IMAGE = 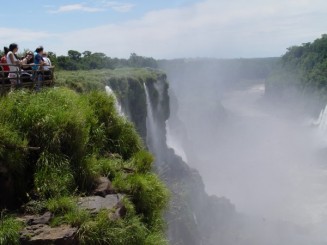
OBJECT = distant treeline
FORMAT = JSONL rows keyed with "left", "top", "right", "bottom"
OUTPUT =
{"left": 266, "top": 34, "right": 327, "bottom": 106}
{"left": 47, "top": 51, "right": 158, "bottom": 70}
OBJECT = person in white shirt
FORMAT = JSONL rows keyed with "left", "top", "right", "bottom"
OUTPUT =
{"left": 42, "top": 52, "right": 51, "bottom": 71}
{"left": 42, "top": 52, "right": 52, "bottom": 80}
{"left": 6, "top": 43, "right": 22, "bottom": 85}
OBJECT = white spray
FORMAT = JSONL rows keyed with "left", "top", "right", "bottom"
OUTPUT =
{"left": 105, "top": 85, "right": 124, "bottom": 116}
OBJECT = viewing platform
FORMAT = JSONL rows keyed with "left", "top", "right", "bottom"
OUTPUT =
{"left": 0, "top": 64, "right": 55, "bottom": 93}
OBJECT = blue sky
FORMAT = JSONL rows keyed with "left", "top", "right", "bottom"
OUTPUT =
{"left": 2, "top": 0, "right": 327, "bottom": 58}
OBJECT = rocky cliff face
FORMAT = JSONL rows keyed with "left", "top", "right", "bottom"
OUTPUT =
{"left": 108, "top": 69, "right": 238, "bottom": 245}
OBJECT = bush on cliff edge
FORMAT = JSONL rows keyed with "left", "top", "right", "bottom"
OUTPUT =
{"left": 0, "top": 88, "right": 168, "bottom": 244}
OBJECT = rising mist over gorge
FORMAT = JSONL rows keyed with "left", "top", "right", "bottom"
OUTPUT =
{"left": 159, "top": 57, "right": 327, "bottom": 244}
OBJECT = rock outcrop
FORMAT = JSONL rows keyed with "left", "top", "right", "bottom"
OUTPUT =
{"left": 18, "top": 178, "right": 125, "bottom": 244}
{"left": 77, "top": 194, "right": 123, "bottom": 214}
{"left": 20, "top": 224, "right": 78, "bottom": 245}
{"left": 92, "top": 176, "right": 116, "bottom": 197}
{"left": 19, "top": 212, "right": 77, "bottom": 245}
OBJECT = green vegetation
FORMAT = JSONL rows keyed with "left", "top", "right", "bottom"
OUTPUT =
{"left": 56, "top": 68, "right": 169, "bottom": 139}
{"left": 51, "top": 51, "right": 158, "bottom": 71}
{"left": 0, "top": 87, "right": 169, "bottom": 244}
{"left": 0, "top": 215, "right": 22, "bottom": 245}
{"left": 79, "top": 210, "right": 147, "bottom": 245}
{"left": 266, "top": 34, "right": 327, "bottom": 107}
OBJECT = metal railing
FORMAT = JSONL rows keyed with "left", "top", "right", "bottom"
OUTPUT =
{"left": 0, "top": 64, "right": 55, "bottom": 93}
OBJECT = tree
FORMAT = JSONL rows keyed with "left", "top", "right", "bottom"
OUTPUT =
{"left": 82, "top": 51, "right": 92, "bottom": 57}
{"left": 68, "top": 50, "right": 81, "bottom": 61}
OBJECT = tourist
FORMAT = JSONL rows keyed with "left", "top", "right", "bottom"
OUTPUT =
{"left": 33, "top": 46, "right": 45, "bottom": 90}
{"left": 6, "top": 43, "right": 22, "bottom": 86}
{"left": 21, "top": 51, "right": 34, "bottom": 71}
{"left": 42, "top": 52, "right": 51, "bottom": 70}
{"left": 42, "top": 52, "right": 52, "bottom": 80}
{"left": 0, "top": 47, "right": 9, "bottom": 78}
{"left": 33, "top": 46, "right": 44, "bottom": 70}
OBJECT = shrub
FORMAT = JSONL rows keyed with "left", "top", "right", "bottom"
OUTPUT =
{"left": 84, "top": 155, "right": 123, "bottom": 181}
{"left": 34, "top": 152, "right": 75, "bottom": 198}
{"left": 0, "top": 124, "right": 27, "bottom": 172}
{"left": 79, "top": 210, "right": 148, "bottom": 245}
{"left": 113, "top": 173, "right": 169, "bottom": 230}
{"left": 131, "top": 150, "right": 154, "bottom": 173}
{"left": 0, "top": 215, "right": 22, "bottom": 245}
{"left": 47, "top": 196, "right": 91, "bottom": 227}
{"left": 46, "top": 196, "right": 77, "bottom": 215}
{"left": 87, "top": 90, "right": 143, "bottom": 159}
{"left": 0, "top": 86, "right": 169, "bottom": 244}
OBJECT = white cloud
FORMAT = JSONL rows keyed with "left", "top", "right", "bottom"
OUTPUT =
{"left": 5, "top": 0, "right": 325, "bottom": 58}
{"left": 49, "top": 4, "right": 103, "bottom": 13}
{"left": 111, "top": 3, "right": 135, "bottom": 13}
{"left": 0, "top": 28, "right": 56, "bottom": 54}
{"left": 0, "top": 28, "right": 53, "bottom": 43}
{"left": 102, "top": 1, "right": 135, "bottom": 12}
{"left": 47, "top": 0, "right": 327, "bottom": 58}
{"left": 49, "top": 1, "right": 134, "bottom": 14}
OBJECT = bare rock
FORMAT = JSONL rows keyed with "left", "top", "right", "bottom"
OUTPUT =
{"left": 92, "top": 176, "right": 116, "bottom": 197}
{"left": 78, "top": 194, "right": 123, "bottom": 214}
{"left": 20, "top": 224, "right": 77, "bottom": 245}
{"left": 18, "top": 212, "right": 52, "bottom": 226}
{"left": 108, "top": 203, "right": 127, "bottom": 221}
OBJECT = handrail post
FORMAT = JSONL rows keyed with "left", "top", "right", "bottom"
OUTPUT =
{"left": 17, "top": 65, "right": 21, "bottom": 87}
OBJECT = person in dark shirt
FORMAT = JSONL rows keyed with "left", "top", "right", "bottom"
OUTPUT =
{"left": 33, "top": 46, "right": 44, "bottom": 71}
{"left": 33, "top": 46, "right": 45, "bottom": 90}
{"left": 22, "top": 51, "right": 34, "bottom": 71}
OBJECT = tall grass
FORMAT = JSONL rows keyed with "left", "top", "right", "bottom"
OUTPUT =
{"left": 0, "top": 215, "right": 22, "bottom": 245}
{"left": 0, "top": 87, "right": 169, "bottom": 244}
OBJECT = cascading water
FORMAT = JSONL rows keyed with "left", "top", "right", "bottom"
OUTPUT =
{"left": 105, "top": 85, "right": 124, "bottom": 116}
{"left": 143, "top": 83, "right": 165, "bottom": 164}
{"left": 316, "top": 104, "right": 327, "bottom": 134}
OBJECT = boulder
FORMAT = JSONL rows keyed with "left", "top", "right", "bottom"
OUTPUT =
{"left": 20, "top": 224, "right": 77, "bottom": 245}
{"left": 78, "top": 194, "right": 123, "bottom": 214}
{"left": 108, "top": 201, "right": 127, "bottom": 220}
{"left": 92, "top": 176, "right": 116, "bottom": 197}
{"left": 18, "top": 212, "right": 52, "bottom": 226}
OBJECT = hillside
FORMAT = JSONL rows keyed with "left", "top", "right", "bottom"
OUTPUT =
{"left": 0, "top": 82, "right": 168, "bottom": 244}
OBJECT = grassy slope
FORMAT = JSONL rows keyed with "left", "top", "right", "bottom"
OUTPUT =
{"left": 56, "top": 68, "right": 161, "bottom": 92}
{"left": 0, "top": 74, "right": 169, "bottom": 244}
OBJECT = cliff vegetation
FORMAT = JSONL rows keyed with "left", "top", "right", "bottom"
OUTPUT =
{"left": 0, "top": 86, "right": 169, "bottom": 244}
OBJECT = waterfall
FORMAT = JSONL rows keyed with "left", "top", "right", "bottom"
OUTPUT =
{"left": 105, "top": 85, "right": 123, "bottom": 116}
{"left": 317, "top": 104, "right": 327, "bottom": 133}
{"left": 144, "top": 83, "right": 164, "bottom": 164}
{"left": 312, "top": 104, "right": 327, "bottom": 144}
